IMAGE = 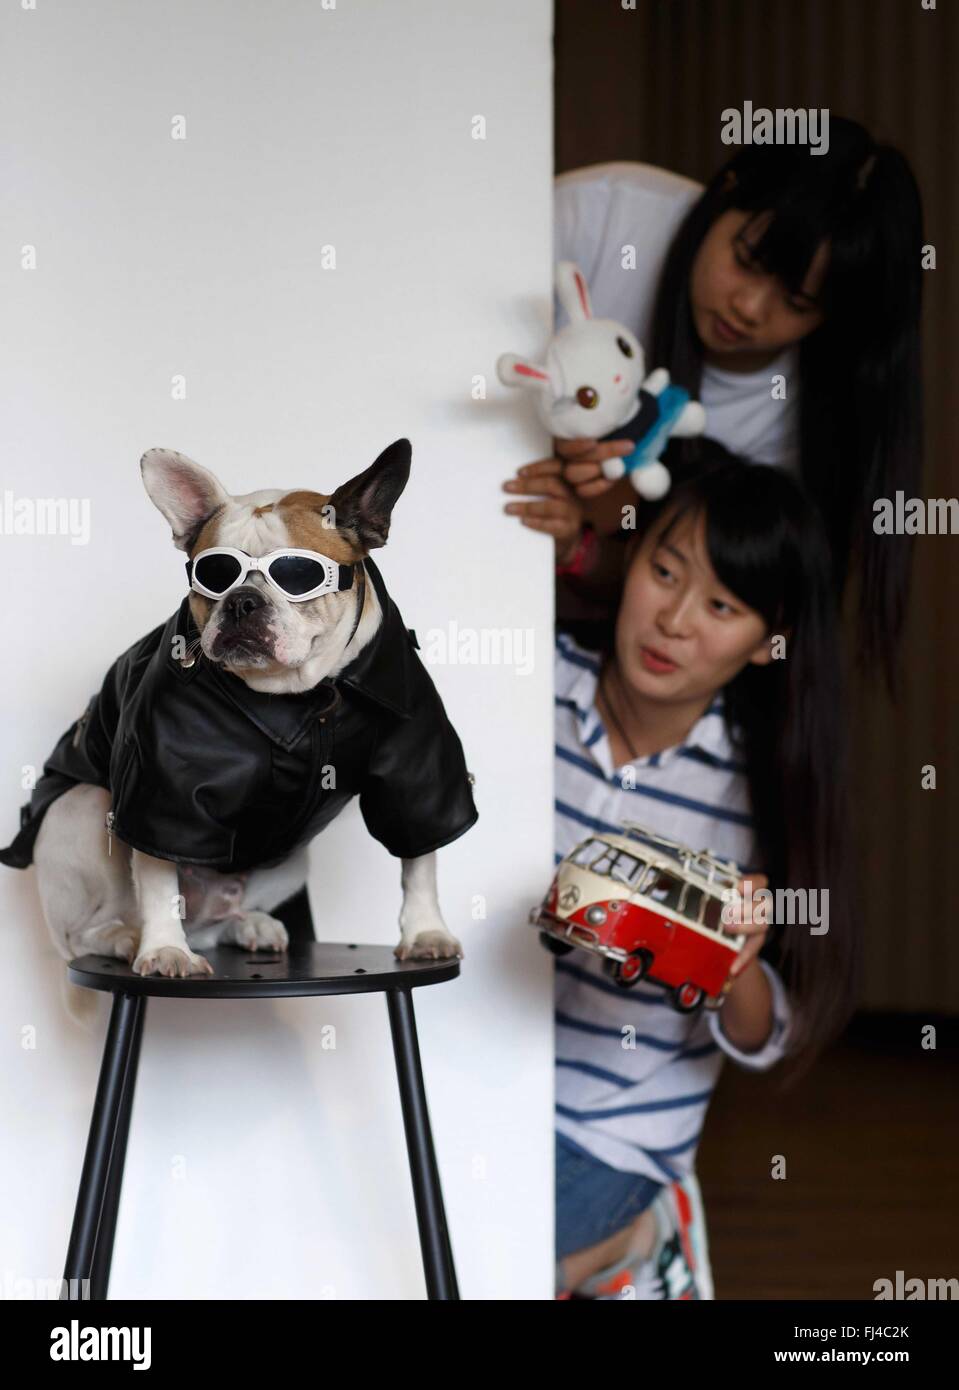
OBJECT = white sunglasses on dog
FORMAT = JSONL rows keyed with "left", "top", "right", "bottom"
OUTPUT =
{"left": 186, "top": 546, "right": 356, "bottom": 602}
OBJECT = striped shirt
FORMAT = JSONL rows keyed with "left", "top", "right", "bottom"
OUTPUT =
{"left": 553, "top": 631, "right": 793, "bottom": 1182}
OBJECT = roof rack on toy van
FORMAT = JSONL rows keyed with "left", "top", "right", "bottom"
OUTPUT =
{"left": 619, "top": 822, "right": 741, "bottom": 896}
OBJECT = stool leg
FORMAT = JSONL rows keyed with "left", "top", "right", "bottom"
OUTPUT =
{"left": 62, "top": 991, "right": 146, "bottom": 1300}
{"left": 89, "top": 992, "right": 146, "bottom": 1299}
{"left": 386, "top": 987, "right": 459, "bottom": 1300}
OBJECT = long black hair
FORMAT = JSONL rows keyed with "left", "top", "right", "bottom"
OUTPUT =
{"left": 620, "top": 444, "right": 861, "bottom": 1081}
{"left": 651, "top": 116, "right": 924, "bottom": 693}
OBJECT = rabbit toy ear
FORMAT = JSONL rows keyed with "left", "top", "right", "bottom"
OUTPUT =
{"left": 555, "top": 260, "right": 593, "bottom": 324}
{"left": 496, "top": 352, "right": 554, "bottom": 394}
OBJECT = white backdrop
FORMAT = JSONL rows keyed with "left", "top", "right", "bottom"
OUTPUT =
{"left": 0, "top": 0, "right": 554, "bottom": 1300}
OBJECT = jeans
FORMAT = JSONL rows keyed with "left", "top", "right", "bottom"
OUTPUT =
{"left": 555, "top": 1130, "right": 662, "bottom": 1260}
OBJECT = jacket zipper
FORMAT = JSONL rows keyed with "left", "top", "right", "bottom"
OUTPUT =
{"left": 278, "top": 714, "right": 331, "bottom": 849}
{"left": 105, "top": 809, "right": 115, "bottom": 857}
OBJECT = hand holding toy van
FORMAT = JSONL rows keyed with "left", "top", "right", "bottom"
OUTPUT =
{"left": 497, "top": 261, "right": 707, "bottom": 500}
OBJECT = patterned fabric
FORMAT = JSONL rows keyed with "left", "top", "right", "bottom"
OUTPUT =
{"left": 661, "top": 1171, "right": 714, "bottom": 1300}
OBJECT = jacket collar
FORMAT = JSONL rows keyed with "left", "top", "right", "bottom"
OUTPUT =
{"left": 333, "top": 556, "right": 413, "bottom": 719}
{"left": 166, "top": 554, "right": 413, "bottom": 749}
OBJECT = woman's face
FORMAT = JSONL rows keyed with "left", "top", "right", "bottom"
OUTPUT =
{"left": 689, "top": 209, "right": 829, "bottom": 371}
{"left": 616, "top": 508, "right": 774, "bottom": 707}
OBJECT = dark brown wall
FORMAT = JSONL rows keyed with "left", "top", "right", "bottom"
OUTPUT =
{"left": 555, "top": 0, "right": 958, "bottom": 1010}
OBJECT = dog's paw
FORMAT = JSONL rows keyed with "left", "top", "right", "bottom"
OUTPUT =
{"left": 395, "top": 930, "right": 463, "bottom": 962}
{"left": 111, "top": 930, "right": 140, "bottom": 965}
{"left": 219, "top": 911, "right": 289, "bottom": 953}
{"left": 89, "top": 920, "right": 140, "bottom": 964}
{"left": 133, "top": 945, "right": 214, "bottom": 978}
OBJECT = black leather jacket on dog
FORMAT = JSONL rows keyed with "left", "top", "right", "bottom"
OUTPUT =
{"left": 0, "top": 557, "right": 478, "bottom": 873}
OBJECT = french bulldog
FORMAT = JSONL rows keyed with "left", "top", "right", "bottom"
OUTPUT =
{"left": 23, "top": 439, "right": 476, "bottom": 987}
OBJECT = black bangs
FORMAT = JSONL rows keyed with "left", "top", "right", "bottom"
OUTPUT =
{"left": 641, "top": 456, "right": 821, "bottom": 632}
{"left": 721, "top": 120, "right": 903, "bottom": 328}
{"left": 738, "top": 202, "right": 832, "bottom": 312}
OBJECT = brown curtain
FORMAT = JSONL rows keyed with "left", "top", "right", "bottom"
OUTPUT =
{"left": 555, "top": 0, "right": 958, "bottom": 1011}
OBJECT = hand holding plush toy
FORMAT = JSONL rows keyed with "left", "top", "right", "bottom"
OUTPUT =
{"left": 497, "top": 261, "right": 706, "bottom": 500}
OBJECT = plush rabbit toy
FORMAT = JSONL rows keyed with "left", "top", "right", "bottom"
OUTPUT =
{"left": 497, "top": 261, "right": 706, "bottom": 499}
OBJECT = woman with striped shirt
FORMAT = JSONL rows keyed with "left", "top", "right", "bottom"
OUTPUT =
{"left": 504, "top": 444, "right": 859, "bottom": 1298}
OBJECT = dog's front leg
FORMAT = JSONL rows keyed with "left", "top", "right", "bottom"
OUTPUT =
{"left": 132, "top": 849, "right": 214, "bottom": 978}
{"left": 213, "top": 847, "right": 308, "bottom": 951}
{"left": 395, "top": 851, "right": 463, "bottom": 961}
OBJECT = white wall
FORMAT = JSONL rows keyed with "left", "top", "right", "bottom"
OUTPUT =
{"left": 0, "top": 0, "right": 555, "bottom": 1300}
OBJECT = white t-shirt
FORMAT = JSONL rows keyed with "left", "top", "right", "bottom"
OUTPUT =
{"left": 553, "top": 161, "right": 800, "bottom": 476}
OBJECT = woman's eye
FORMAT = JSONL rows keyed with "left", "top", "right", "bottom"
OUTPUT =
{"left": 711, "top": 598, "right": 735, "bottom": 615}
{"left": 616, "top": 336, "right": 634, "bottom": 358}
{"left": 576, "top": 385, "right": 599, "bottom": 409}
{"left": 652, "top": 561, "right": 673, "bottom": 581}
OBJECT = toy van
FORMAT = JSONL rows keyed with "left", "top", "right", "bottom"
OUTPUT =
{"left": 530, "top": 822, "right": 747, "bottom": 1013}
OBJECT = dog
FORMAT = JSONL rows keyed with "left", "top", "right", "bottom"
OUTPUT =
{"left": 1, "top": 439, "right": 477, "bottom": 997}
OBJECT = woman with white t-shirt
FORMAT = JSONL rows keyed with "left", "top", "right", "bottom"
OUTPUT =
{"left": 553, "top": 161, "right": 803, "bottom": 477}
{"left": 518, "top": 115, "right": 925, "bottom": 689}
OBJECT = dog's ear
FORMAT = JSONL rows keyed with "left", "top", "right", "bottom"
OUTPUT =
{"left": 328, "top": 438, "right": 411, "bottom": 552}
{"left": 140, "top": 448, "right": 231, "bottom": 552}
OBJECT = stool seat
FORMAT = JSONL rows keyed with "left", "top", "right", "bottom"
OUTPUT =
{"left": 67, "top": 942, "right": 459, "bottom": 999}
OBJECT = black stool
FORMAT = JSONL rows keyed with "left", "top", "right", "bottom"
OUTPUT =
{"left": 61, "top": 887, "right": 460, "bottom": 1300}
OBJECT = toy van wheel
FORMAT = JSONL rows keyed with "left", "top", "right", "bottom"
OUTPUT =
{"left": 672, "top": 982, "right": 705, "bottom": 1013}
{"left": 539, "top": 931, "right": 575, "bottom": 957}
{"left": 604, "top": 950, "right": 653, "bottom": 988}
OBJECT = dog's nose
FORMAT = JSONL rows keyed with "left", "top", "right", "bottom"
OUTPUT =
{"left": 223, "top": 586, "right": 266, "bottom": 624}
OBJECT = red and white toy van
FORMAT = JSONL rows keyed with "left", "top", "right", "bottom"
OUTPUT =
{"left": 530, "top": 822, "right": 747, "bottom": 1013}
